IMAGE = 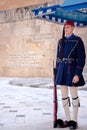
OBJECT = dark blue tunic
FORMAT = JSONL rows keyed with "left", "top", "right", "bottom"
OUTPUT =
{"left": 55, "top": 34, "right": 86, "bottom": 87}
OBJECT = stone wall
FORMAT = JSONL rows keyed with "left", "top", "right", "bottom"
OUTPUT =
{"left": 0, "top": 19, "right": 60, "bottom": 77}
{"left": 0, "top": 0, "right": 54, "bottom": 11}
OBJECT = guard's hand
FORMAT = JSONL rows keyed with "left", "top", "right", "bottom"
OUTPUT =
{"left": 72, "top": 75, "right": 79, "bottom": 83}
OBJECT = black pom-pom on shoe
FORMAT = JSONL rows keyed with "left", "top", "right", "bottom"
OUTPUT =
{"left": 57, "top": 119, "right": 63, "bottom": 127}
{"left": 69, "top": 120, "right": 78, "bottom": 130}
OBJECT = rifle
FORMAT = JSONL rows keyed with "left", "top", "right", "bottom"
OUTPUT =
{"left": 53, "top": 27, "right": 65, "bottom": 128}
{"left": 53, "top": 61, "right": 58, "bottom": 128}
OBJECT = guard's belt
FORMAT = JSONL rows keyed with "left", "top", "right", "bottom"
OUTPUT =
{"left": 57, "top": 57, "right": 77, "bottom": 64}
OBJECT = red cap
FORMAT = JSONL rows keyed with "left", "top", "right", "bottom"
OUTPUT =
{"left": 64, "top": 21, "right": 74, "bottom": 27}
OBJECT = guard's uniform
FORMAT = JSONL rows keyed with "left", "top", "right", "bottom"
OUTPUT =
{"left": 55, "top": 34, "right": 86, "bottom": 87}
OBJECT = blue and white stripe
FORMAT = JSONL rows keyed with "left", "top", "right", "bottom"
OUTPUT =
{"left": 41, "top": 15, "right": 86, "bottom": 27}
{"left": 32, "top": 5, "right": 58, "bottom": 17}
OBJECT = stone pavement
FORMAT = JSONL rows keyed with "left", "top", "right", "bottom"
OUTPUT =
{"left": 0, "top": 77, "right": 87, "bottom": 130}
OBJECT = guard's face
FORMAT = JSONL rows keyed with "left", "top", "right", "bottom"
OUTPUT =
{"left": 64, "top": 25, "right": 74, "bottom": 37}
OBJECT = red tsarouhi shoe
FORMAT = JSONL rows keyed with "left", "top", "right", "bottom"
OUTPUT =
{"left": 69, "top": 120, "right": 78, "bottom": 130}
{"left": 57, "top": 119, "right": 69, "bottom": 128}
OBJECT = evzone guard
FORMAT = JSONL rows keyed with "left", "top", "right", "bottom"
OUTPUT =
{"left": 54, "top": 21, "right": 86, "bottom": 129}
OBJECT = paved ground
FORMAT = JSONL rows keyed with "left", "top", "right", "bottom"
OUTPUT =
{"left": 0, "top": 77, "right": 87, "bottom": 130}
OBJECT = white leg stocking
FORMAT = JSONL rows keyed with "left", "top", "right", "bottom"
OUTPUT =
{"left": 60, "top": 86, "right": 71, "bottom": 121}
{"left": 70, "top": 87, "right": 79, "bottom": 122}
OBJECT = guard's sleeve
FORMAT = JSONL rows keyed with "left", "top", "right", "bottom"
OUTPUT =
{"left": 75, "top": 37, "right": 86, "bottom": 77}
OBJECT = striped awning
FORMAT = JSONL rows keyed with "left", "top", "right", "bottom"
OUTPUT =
{"left": 32, "top": 5, "right": 87, "bottom": 27}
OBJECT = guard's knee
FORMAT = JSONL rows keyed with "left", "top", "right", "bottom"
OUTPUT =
{"left": 62, "top": 97, "right": 71, "bottom": 107}
{"left": 72, "top": 96, "right": 80, "bottom": 107}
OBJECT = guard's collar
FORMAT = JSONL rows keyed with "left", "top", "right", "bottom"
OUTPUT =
{"left": 66, "top": 34, "right": 74, "bottom": 40}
